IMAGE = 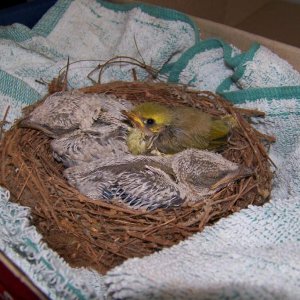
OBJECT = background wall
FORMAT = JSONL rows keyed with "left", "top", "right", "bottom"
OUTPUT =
{"left": 0, "top": 0, "right": 299, "bottom": 48}
{"left": 128, "top": 0, "right": 300, "bottom": 48}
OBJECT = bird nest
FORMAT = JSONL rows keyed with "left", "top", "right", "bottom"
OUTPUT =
{"left": 0, "top": 80, "right": 274, "bottom": 274}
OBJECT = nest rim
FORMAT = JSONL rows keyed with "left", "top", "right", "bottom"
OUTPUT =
{"left": 0, "top": 80, "right": 274, "bottom": 274}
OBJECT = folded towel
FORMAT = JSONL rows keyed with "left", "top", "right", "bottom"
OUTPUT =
{"left": 0, "top": 0, "right": 300, "bottom": 299}
{"left": 168, "top": 39, "right": 237, "bottom": 92}
{"left": 0, "top": 0, "right": 198, "bottom": 126}
{"left": 106, "top": 197, "right": 300, "bottom": 300}
{"left": 0, "top": 187, "right": 105, "bottom": 300}
{"left": 105, "top": 91, "right": 300, "bottom": 300}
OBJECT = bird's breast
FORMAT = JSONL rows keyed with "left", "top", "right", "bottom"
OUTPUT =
{"left": 127, "top": 128, "right": 148, "bottom": 155}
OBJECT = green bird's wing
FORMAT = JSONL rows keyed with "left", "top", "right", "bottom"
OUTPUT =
{"left": 207, "top": 119, "right": 231, "bottom": 150}
{"left": 153, "top": 111, "right": 230, "bottom": 153}
{"left": 152, "top": 108, "right": 207, "bottom": 153}
{"left": 152, "top": 126, "right": 197, "bottom": 154}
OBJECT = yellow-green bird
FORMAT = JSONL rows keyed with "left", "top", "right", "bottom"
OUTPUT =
{"left": 123, "top": 102, "right": 236, "bottom": 155}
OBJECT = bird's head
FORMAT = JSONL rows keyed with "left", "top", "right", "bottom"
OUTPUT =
{"left": 122, "top": 102, "right": 173, "bottom": 135}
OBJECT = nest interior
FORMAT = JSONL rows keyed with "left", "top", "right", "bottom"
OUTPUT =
{"left": 0, "top": 81, "right": 274, "bottom": 274}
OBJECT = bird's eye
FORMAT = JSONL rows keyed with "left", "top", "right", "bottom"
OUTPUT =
{"left": 145, "top": 118, "right": 155, "bottom": 126}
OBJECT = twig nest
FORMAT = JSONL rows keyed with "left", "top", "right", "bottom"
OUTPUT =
{"left": 0, "top": 81, "right": 274, "bottom": 274}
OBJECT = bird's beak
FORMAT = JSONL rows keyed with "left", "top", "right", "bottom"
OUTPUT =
{"left": 122, "top": 110, "right": 153, "bottom": 136}
{"left": 210, "top": 167, "right": 253, "bottom": 190}
{"left": 122, "top": 110, "right": 144, "bottom": 129}
{"left": 122, "top": 110, "right": 148, "bottom": 131}
{"left": 18, "top": 117, "right": 58, "bottom": 138}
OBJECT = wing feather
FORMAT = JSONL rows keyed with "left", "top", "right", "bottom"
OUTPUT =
{"left": 64, "top": 156, "right": 184, "bottom": 210}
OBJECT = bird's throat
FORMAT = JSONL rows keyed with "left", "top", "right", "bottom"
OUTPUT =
{"left": 127, "top": 128, "right": 149, "bottom": 155}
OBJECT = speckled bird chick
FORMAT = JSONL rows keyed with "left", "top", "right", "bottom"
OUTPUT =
{"left": 20, "top": 91, "right": 133, "bottom": 138}
{"left": 20, "top": 92, "right": 250, "bottom": 211}
{"left": 20, "top": 91, "right": 133, "bottom": 165}
{"left": 64, "top": 149, "right": 251, "bottom": 211}
{"left": 51, "top": 124, "right": 129, "bottom": 167}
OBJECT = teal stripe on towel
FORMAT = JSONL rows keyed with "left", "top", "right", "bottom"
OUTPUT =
{"left": 216, "top": 43, "right": 260, "bottom": 94}
{"left": 0, "top": 70, "right": 41, "bottom": 104}
{"left": 220, "top": 85, "right": 300, "bottom": 104}
{"left": 98, "top": 0, "right": 200, "bottom": 43}
{"left": 231, "top": 43, "right": 260, "bottom": 82}
{"left": 168, "top": 38, "right": 241, "bottom": 85}
{"left": 0, "top": 24, "right": 35, "bottom": 42}
{"left": 33, "top": 0, "right": 73, "bottom": 37}
{"left": 168, "top": 39, "right": 228, "bottom": 83}
{"left": 33, "top": 0, "right": 200, "bottom": 42}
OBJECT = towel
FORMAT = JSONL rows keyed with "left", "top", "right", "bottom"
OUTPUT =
{"left": 0, "top": 0, "right": 300, "bottom": 299}
{"left": 0, "top": 188, "right": 105, "bottom": 300}
{"left": 0, "top": 0, "right": 198, "bottom": 125}
{"left": 105, "top": 94, "right": 300, "bottom": 300}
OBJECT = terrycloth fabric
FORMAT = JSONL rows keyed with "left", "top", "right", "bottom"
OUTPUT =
{"left": 0, "top": 0, "right": 198, "bottom": 126}
{"left": 1, "top": 0, "right": 300, "bottom": 299}
{"left": 0, "top": 188, "right": 105, "bottom": 300}
{"left": 168, "top": 40, "right": 237, "bottom": 91}
{"left": 105, "top": 95, "right": 300, "bottom": 300}
{"left": 106, "top": 198, "right": 300, "bottom": 300}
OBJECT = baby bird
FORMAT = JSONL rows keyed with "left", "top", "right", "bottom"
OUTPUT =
{"left": 51, "top": 124, "right": 129, "bottom": 167}
{"left": 123, "top": 102, "right": 235, "bottom": 155}
{"left": 64, "top": 149, "right": 251, "bottom": 211}
{"left": 19, "top": 91, "right": 132, "bottom": 165}
{"left": 20, "top": 92, "right": 250, "bottom": 211}
{"left": 20, "top": 91, "right": 133, "bottom": 138}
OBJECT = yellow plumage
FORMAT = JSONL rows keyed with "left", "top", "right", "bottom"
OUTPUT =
{"left": 124, "top": 102, "right": 235, "bottom": 155}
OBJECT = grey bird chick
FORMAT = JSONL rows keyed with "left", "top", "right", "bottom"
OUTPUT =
{"left": 64, "top": 154, "right": 183, "bottom": 211}
{"left": 64, "top": 149, "right": 251, "bottom": 211}
{"left": 20, "top": 91, "right": 133, "bottom": 137}
{"left": 172, "top": 149, "right": 252, "bottom": 201}
{"left": 51, "top": 123, "right": 130, "bottom": 167}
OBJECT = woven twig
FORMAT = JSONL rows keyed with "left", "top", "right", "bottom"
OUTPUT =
{"left": 0, "top": 81, "right": 273, "bottom": 274}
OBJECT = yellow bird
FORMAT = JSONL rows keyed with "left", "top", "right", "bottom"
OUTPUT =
{"left": 123, "top": 102, "right": 236, "bottom": 155}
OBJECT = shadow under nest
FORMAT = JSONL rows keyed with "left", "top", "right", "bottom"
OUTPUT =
{"left": 0, "top": 81, "right": 274, "bottom": 274}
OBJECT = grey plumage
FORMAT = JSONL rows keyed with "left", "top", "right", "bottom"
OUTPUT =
{"left": 21, "top": 91, "right": 132, "bottom": 165}
{"left": 51, "top": 124, "right": 129, "bottom": 167}
{"left": 21, "top": 91, "right": 251, "bottom": 210}
{"left": 64, "top": 149, "right": 251, "bottom": 211}
{"left": 64, "top": 154, "right": 183, "bottom": 210}
{"left": 173, "top": 149, "right": 251, "bottom": 201}
{"left": 20, "top": 90, "right": 133, "bottom": 138}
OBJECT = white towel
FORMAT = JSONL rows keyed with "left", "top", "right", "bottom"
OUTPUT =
{"left": 105, "top": 93, "right": 300, "bottom": 300}
{"left": 0, "top": 0, "right": 300, "bottom": 299}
